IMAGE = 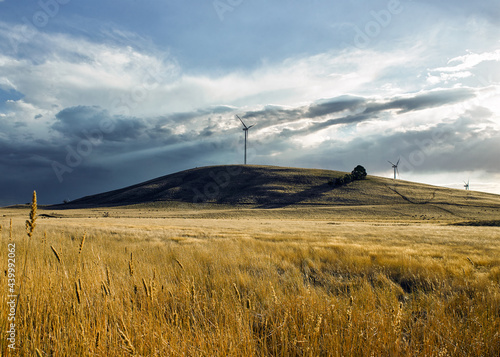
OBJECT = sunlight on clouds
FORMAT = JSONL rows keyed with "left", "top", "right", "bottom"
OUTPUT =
{"left": 428, "top": 49, "right": 500, "bottom": 90}
{"left": 170, "top": 47, "right": 425, "bottom": 114}
{"left": 296, "top": 133, "right": 327, "bottom": 148}
{"left": 439, "top": 49, "right": 500, "bottom": 73}
{"left": 426, "top": 71, "right": 473, "bottom": 85}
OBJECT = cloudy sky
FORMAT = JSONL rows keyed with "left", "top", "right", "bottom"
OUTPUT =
{"left": 1, "top": 0, "right": 500, "bottom": 205}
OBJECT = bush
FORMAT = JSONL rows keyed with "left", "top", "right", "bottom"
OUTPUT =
{"left": 329, "top": 165, "right": 367, "bottom": 187}
{"left": 351, "top": 165, "right": 367, "bottom": 180}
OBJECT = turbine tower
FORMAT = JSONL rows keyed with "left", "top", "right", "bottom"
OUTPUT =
{"left": 388, "top": 158, "right": 400, "bottom": 180}
{"left": 464, "top": 180, "right": 470, "bottom": 190}
{"left": 236, "top": 115, "right": 255, "bottom": 165}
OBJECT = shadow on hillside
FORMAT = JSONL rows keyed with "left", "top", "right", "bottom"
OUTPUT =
{"left": 256, "top": 183, "right": 334, "bottom": 209}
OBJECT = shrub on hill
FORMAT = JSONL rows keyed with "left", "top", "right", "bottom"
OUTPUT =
{"left": 328, "top": 165, "right": 367, "bottom": 187}
{"left": 351, "top": 165, "right": 367, "bottom": 180}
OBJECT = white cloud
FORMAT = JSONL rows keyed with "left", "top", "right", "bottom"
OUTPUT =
{"left": 438, "top": 50, "right": 500, "bottom": 73}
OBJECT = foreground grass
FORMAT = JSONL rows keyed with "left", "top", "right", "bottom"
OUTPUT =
{"left": 1, "top": 211, "right": 499, "bottom": 356}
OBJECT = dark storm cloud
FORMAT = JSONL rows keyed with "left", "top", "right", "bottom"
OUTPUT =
{"left": 163, "top": 106, "right": 236, "bottom": 124}
{"left": 53, "top": 106, "right": 148, "bottom": 142}
{"left": 310, "top": 113, "right": 374, "bottom": 132}
{"left": 272, "top": 113, "right": 375, "bottom": 140}
{"left": 242, "top": 106, "right": 304, "bottom": 125}
{"left": 238, "top": 96, "right": 367, "bottom": 132}
{"left": 241, "top": 96, "right": 366, "bottom": 127}
{"left": 363, "top": 88, "right": 475, "bottom": 114}
{"left": 305, "top": 96, "right": 366, "bottom": 118}
{"left": 0, "top": 111, "right": 220, "bottom": 205}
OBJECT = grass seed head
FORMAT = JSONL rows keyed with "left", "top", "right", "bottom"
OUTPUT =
{"left": 79, "top": 233, "right": 86, "bottom": 254}
{"left": 233, "top": 283, "right": 242, "bottom": 302}
{"left": 50, "top": 245, "right": 62, "bottom": 264}
{"left": 75, "top": 281, "right": 81, "bottom": 304}
{"left": 142, "top": 278, "right": 150, "bottom": 297}
{"left": 25, "top": 190, "right": 37, "bottom": 238}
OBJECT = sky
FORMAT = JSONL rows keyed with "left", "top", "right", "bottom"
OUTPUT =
{"left": 1, "top": 0, "right": 500, "bottom": 205}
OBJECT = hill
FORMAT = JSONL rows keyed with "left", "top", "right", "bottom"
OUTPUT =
{"left": 52, "top": 165, "right": 500, "bottom": 221}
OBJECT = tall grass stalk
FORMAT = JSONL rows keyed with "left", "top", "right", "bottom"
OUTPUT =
{"left": 15, "top": 191, "right": 38, "bottom": 325}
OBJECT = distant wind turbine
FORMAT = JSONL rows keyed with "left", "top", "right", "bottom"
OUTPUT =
{"left": 388, "top": 158, "right": 400, "bottom": 180}
{"left": 236, "top": 115, "right": 255, "bottom": 165}
{"left": 464, "top": 180, "right": 470, "bottom": 190}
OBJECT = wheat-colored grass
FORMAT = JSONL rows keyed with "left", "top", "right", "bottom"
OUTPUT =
{"left": 0, "top": 206, "right": 499, "bottom": 356}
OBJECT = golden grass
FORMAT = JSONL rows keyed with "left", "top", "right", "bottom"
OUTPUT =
{"left": 25, "top": 191, "right": 37, "bottom": 238}
{"left": 0, "top": 206, "right": 499, "bottom": 356}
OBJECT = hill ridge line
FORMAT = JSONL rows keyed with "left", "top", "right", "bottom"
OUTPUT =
{"left": 48, "top": 166, "right": 500, "bottom": 217}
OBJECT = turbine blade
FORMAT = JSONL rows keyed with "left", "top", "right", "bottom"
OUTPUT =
{"left": 396, "top": 158, "right": 400, "bottom": 166}
{"left": 236, "top": 115, "right": 248, "bottom": 129}
{"left": 388, "top": 161, "right": 395, "bottom": 166}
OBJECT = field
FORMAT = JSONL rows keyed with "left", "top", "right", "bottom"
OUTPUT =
{"left": 1, "top": 201, "right": 500, "bottom": 356}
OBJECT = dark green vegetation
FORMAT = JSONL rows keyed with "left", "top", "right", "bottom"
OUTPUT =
{"left": 328, "top": 164, "right": 367, "bottom": 187}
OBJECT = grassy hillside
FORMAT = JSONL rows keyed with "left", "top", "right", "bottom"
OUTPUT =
{"left": 56, "top": 165, "right": 351, "bottom": 207}
{"left": 54, "top": 165, "right": 500, "bottom": 221}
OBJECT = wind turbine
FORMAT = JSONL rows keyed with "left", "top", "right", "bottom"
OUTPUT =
{"left": 236, "top": 115, "right": 255, "bottom": 165}
{"left": 388, "top": 158, "right": 400, "bottom": 180}
{"left": 464, "top": 180, "right": 470, "bottom": 190}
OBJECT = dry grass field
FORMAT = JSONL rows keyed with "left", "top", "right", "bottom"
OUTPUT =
{"left": 1, "top": 204, "right": 499, "bottom": 356}
{"left": 1, "top": 167, "right": 500, "bottom": 356}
